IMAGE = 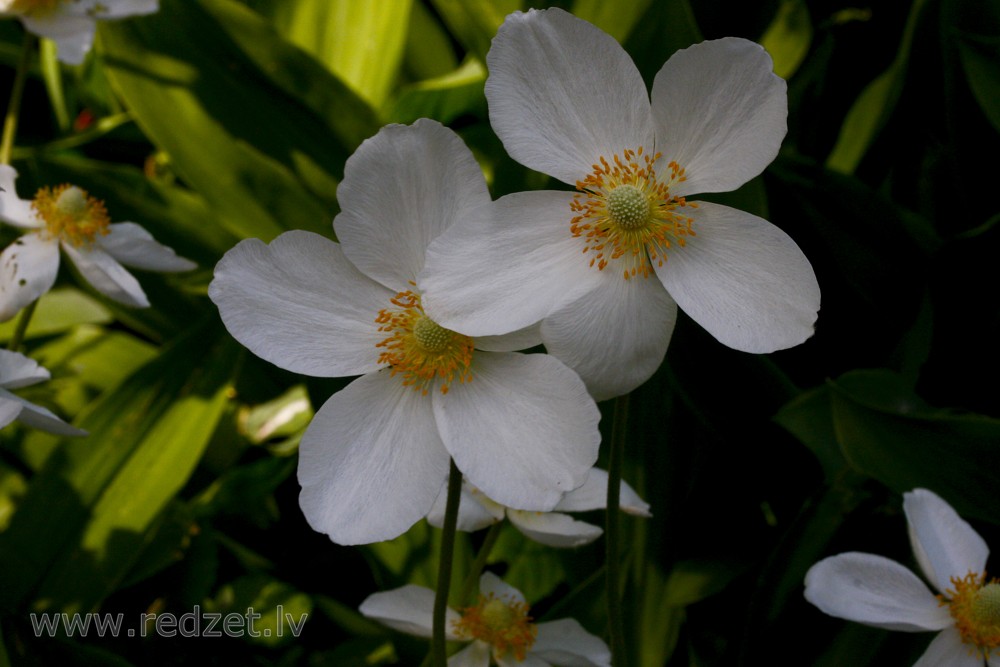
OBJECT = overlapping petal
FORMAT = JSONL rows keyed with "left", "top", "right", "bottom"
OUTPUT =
{"left": 426, "top": 482, "right": 505, "bottom": 532}
{"left": 61, "top": 242, "right": 148, "bottom": 307}
{"left": 553, "top": 468, "right": 651, "bottom": 517}
{"left": 0, "top": 234, "right": 60, "bottom": 322}
{"left": 532, "top": 618, "right": 613, "bottom": 667}
{"left": 0, "top": 165, "right": 41, "bottom": 228}
{"left": 650, "top": 38, "right": 787, "bottom": 198}
{"left": 904, "top": 488, "right": 989, "bottom": 594}
{"left": 432, "top": 352, "right": 600, "bottom": 511}
{"left": 357, "top": 584, "right": 460, "bottom": 639}
{"left": 298, "top": 371, "right": 451, "bottom": 545}
{"left": 507, "top": 510, "right": 603, "bottom": 548}
{"left": 451, "top": 641, "right": 492, "bottom": 667}
{"left": 0, "top": 346, "right": 49, "bottom": 390}
{"left": 652, "top": 201, "right": 819, "bottom": 353}
{"left": 335, "top": 119, "right": 491, "bottom": 293}
{"left": 913, "top": 627, "right": 982, "bottom": 667}
{"left": 803, "top": 552, "right": 953, "bottom": 632}
{"left": 485, "top": 8, "right": 654, "bottom": 185}
{"left": 209, "top": 231, "right": 390, "bottom": 377}
{"left": 98, "top": 223, "right": 196, "bottom": 272}
{"left": 0, "top": 389, "right": 86, "bottom": 436}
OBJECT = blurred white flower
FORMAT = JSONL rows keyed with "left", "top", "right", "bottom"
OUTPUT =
{"left": 0, "top": 348, "right": 84, "bottom": 436}
{"left": 360, "top": 571, "right": 612, "bottom": 666}
{"left": 0, "top": 165, "right": 195, "bottom": 322}
{"left": 805, "top": 488, "right": 1000, "bottom": 666}
{"left": 426, "top": 467, "right": 650, "bottom": 548}
{"left": 420, "top": 8, "right": 820, "bottom": 400}
{"left": 0, "top": 0, "right": 158, "bottom": 65}
{"left": 209, "top": 119, "right": 601, "bottom": 546}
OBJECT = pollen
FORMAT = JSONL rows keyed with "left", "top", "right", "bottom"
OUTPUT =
{"left": 452, "top": 593, "right": 538, "bottom": 661}
{"left": 941, "top": 572, "right": 1000, "bottom": 657}
{"left": 570, "top": 146, "right": 698, "bottom": 280}
{"left": 375, "top": 287, "right": 474, "bottom": 395}
{"left": 32, "top": 184, "right": 111, "bottom": 248}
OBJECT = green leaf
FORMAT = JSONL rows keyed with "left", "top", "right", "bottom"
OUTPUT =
{"left": 389, "top": 58, "right": 487, "bottom": 125}
{"left": 238, "top": 385, "right": 313, "bottom": 445}
{"left": 428, "top": 0, "right": 518, "bottom": 64}
{"left": 760, "top": 0, "right": 812, "bottom": 80}
{"left": 207, "top": 574, "right": 312, "bottom": 647}
{"left": 0, "top": 288, "right": 111, "bottom": 343}
{"left": 774, "top": 385, "right": 850, "bottom": 482}
{"left": 573, "top": 0, "right": 653, "bottom": 43}
{"left": 955, "top": 31, "right": 1000, "bottom": 134}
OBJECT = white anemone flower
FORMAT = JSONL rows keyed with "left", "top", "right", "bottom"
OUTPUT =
{"left": 0, "top": 349, "right": 85, "bottom": 436}
{"left": 805, "top": 488, "right": 1000, "bottom": 666}
{"left": 208, "top": 119, "right": 601, "bottom": 546}
{"left": 426, "top": 467, "right": 650, "bottom": 548}
{"left": 0, "top": 0, "right": 158, "bottom": 65}
{"left": 419, "top": 8, "right": 820, "bottom": 400}
{"left": 0, "top": 165, "right": 196, "bottom": 322}
{"left": 360, "top": 571, "right": 612, "bottom": 666}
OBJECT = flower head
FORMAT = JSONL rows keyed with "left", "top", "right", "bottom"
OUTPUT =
{"left": 360, "top": 571, "right": 612, "bottom": 666}
{"left": 208, "top": 120, "right": 601, "bottom": 546}
{"left": 0, "top": 165, "right": 196, "bottom": 322}
{"left": 0, "top": 349, "right": 85, "bottom": 436}
{"left": 426, "top": 467, "right": 650, "bottom": 548}
{"left": 805, "top": 488, "right": 999, "bottom": 665}
{"left": 419, "top": 8, "right": 820, "bottom": 400}
{"left": 0, "top": 0, "right": 158, "bottom": 65}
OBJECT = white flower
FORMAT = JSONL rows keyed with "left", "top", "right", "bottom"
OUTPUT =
{"left": 0, "top": 348, "right": 85, "bottom": 435}
{"left": 426, "top": 467, "right": 650, "bottom": 548}
{"left": 360, "top": 571, "right": 612, "bottom": 666}
{"left": 0, "top": 165, "right": 196, "bottom": 322}
{"left": 0, "top": 0, "right": 158, "bottom": 65}
{"left": 208, "top": 119, "right": 601, "bottom": 546}
{"left": 805, "top": 488, "right": 1000, "bottom": 666}
{"left": 418, "top": 8, "right": 821, "bottom": 400}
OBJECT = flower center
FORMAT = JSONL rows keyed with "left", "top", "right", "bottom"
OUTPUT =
{"left": 570, "top": 147, "right": 698, "bottom": 280}
{"left": 32, "top": 184, "right": 111, "bottom": 247}
{"left": 9, "top": 0, "right": 63, "bottom": 16}
{"left": 453, "top": 593, "right": 537, "bottom": 661}
{"left": 942, "top": 573, "right": 1000, "bottom": 657}
{"left": 375, "top": 287, "right": 474, "bottom": 395}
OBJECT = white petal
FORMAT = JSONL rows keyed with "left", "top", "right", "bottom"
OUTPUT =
{"left": 508, "top": 510, "right": 603, "bottom": 548}
{"left": 0, "top": 389, "right": 86, "bottom": 437}
{"left": 474, "top": 322, "right": 543, "bottom": 353}
{"left": 498, "top": 653, "right": 547, "bottom": 667}
{"left": 68, "top": 0, "right": 159, "bottom": 18}
{"left": 652, "top": 201, "right": 819, "bottom": 353}
{"left": 0, "top": 396, "right": 23, "bottom": 429}
{"left": 541, "top": 271, "right": 677, "bottom": 401}
{"left": 421, "top": 190, "right": 603, "bottom": 338}
{"left": 912, "top": 627, "right": 980, "bottom": 667}
{"left": 553, "top": 467, "right": 651, "bottom": 518}
{"left": 650, "top": 38, "right": 787, "bottom": 197}
{"left": 335, "top": 119, "right": 491, "bottom": 293}
{"left": 0, "top": 349, "right": 50, "bottom": 389}
{"left": 426, "top": 481, "right": 505, "bottom": 533}
{"left": 485, "top": 8, "right": 654, "bottom": 185}
{"left": 532, "top": 618, "right": 613, "bottom": 667}
{"left": 21, "top": 14, "right": 95, "bottom": 65}
{"left": 0, "top": 166, "right": 43, "bottom": 229}
{"left": 297, "top": 371, "right": 451, "bottom": 545}
{"left": 0, "top": 234, "right": 60, "bottom": 322}
{"left": 988, "top": 650, "right": 1000, "bottom": 667}
{"left": 433, "top": 352, "right": 600, "bottom": 512}
{"left": 803, "top": 552, "right": 953, "bottom": 632}
{"left": 97, "top": 223, "right": 196, "bottom": 272}
{"left": 359, "top": 584, "right": 461, "bottom": 639}
{"left": 61, "top": 243, "right": 148, "bottom": 307}
{"left": 479, "top": 571, "right": 526, "bottom": 605}
{"left": 208, "top": 231, "right": 390, "bottom": 377}
{"left": 449, "top": 641, "right": 491, "bottom": 667}
{"left": 904, "top": 488, "right": 989, "bottom": 594}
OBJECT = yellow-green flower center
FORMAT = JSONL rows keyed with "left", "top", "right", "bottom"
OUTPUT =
{"left": 942, "top": 573, "right": 1000, "bottom": 657}
{"left": 32, "top": 184, "right": 111, "bottom": 247}
{"left": 375, "top": 288, "right": 474, "bottom": 395}
{"left": 570, "top": 146, "right": 698, "bottom": 280}
{"left": 453, "top": 593, "right": 537, "bottom": 661}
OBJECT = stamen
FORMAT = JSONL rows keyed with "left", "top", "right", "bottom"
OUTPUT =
{"left": 452, "top": 593, "right": 537, "bottom": 661}
{"left": 32, "top": 184, "right": 111, "bottom": 247}
{"left": 941, "top": 572, "right": 1000, "bottom": 657}
{"left": 570, "top": 147, "right": 697, "bottom": 280}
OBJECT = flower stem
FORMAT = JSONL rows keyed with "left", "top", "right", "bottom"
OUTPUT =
{"left": 6, "top": 300, "right": 38, "bottom": 352}
{"left": 0, "top": 31, "right": 34, "bottom": 166}
{"left": 606, "top": 393, "right": 630, "bottom": 666}
{"left": 457, "top": 521, "right": 502, "bottom": 605}
{"left": 432, "top": 458, "right": 463, "bottom": 667}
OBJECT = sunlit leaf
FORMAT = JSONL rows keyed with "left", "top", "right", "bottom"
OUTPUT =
{"left": 573, "top": 0, "right": 653, "bottom": 43}
{"left": 760, "top": 0, "right": 812, "bottom": 80}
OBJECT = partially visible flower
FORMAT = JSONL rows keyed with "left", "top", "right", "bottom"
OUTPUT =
{"left": 0, "top": 165, "right": 196, "bottom": 322}
{"left": 209, "top": 120, "right": 601, "bottom": 546}
{"left": 420, "top": 8, "right": 820, "bottom": 400}
{"left": 0, "top": 349, "right": 85, "bottom": 436}
{"left": 426, "top": 467, "right": 650, "bottom": 548}
{"left": 805, "top": 488, "right": 1000, "bottom": 666}
{"left": 361, "top": 571, "right": 612, "bottom": 666}
{"left": 0, "top": 0, "right": 158, "bottom": 65}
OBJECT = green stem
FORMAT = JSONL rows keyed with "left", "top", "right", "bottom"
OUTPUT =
{"left": 7, "top": 300, "right": 38, "bottom": 351}
{"left": 1, "top": 31, "right": 34, "bottom": 166}
{"left": 431, "top": 459, "right": 463, "bottom": 667}
{"left": 457, "top": 521, "right": 502, "bottom": 605}
{"left": 606, "top": 393, "right": 630, "bottom": 666}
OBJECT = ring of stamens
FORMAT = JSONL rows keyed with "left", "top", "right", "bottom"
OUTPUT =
{"left": 32, "top": 184, "right": 111, "bottom": 247}
{"left": 452, "top": 593, "right": 537, "bottom": 661}
{"left": 940, "top": 572, "right": 1000, "bottom": 657}
{"left": 570, "top": 146, "right": 698, "bottom": 280}
{"left": 375, "top": 287, "right": 474, "bottom": 395}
